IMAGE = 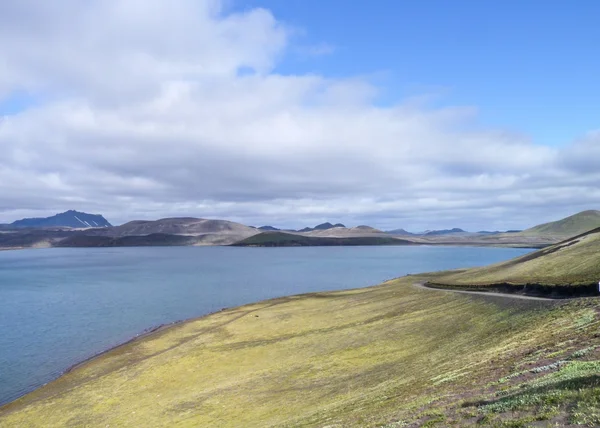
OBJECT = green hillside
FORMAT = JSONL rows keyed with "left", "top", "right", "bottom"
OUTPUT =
{"left": 2, "top": 274, "right": 599, "bottom": 427}
{"left": 432, "top": 227, "right": 600, "bottom": 293}
{"left": 519, "top": 210, "right": 600, "bottom": 238}
{"left": 233, "top": 231, "right": 412, "bottom": 247}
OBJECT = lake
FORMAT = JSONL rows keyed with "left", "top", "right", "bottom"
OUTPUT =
{"left": 0, "top": 245, "right": 530, "bottom": 406}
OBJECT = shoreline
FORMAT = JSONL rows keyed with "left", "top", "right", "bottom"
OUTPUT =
{"left": 1, "top": 270, "right": 578, "bottom": 411}
{"left": 2, "top": 273, "right": 590, "bottom": 427}
{"left": 0, "top": 238, "right": 575, "bottom": 410}
{"left": 0, "top": 305, "right": 234, "bottom": 409}
{"left": 0, "top": 276, "right": 428, "bottom": 410}
{"left": 63, "top": 322, "right": 181, "bottom": 374}
{"left": 1, "top": 272, "right": 415, "bottom": 410}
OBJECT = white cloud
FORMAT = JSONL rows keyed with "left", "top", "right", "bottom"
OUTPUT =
{"left": 0, "top": 0, "right": 598, "bottom": 230}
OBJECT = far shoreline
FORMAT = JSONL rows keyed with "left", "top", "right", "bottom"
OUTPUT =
{"left": 0, "top": 242, "right": 547, "bottom": 253}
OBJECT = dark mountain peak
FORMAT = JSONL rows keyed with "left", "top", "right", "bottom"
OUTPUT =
{"left": 297, "top": 222, "right": 346, "bottom": 232}
{"left": 258, "top": 225, "right": 280, "bottom": 231}
{"left": 478, "top": 229, "right": 523, "bottom": 234}
{"left": 313, "top": 222, "right": 345, "bottom": 230}
{"left": 11, "top": 211, "right": 112, "bottom": 229}
{"left": 423, "top": 228, "right": 466, "bottom": 236}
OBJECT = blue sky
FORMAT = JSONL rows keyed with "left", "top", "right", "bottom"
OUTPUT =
{"left": 0, "top": 91, "right": 38, "bottom": 116}
{"left": 234, "top": 0, "right": 600, "bottom": 147}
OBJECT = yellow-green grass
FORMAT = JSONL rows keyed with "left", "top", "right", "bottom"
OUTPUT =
{"left": 433, "top": 228, "right": 600, "bottom": 288}
{"left": 517, "top": 209, "right": 600, "bottom": 238}
{"left": 1, "top": 273, "right": 599, "bottom": 427}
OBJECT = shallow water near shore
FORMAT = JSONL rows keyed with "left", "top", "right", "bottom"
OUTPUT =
{"left": 0, "top": 245, "right": 530, "bottom": 406}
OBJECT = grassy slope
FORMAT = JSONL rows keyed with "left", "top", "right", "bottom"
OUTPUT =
{"left": 2, "top": 274, "right": 599, "bottom": 427}
{"left": 233, "top": 231, "right": 412, "bottom": 247}
{"left": 518, "top": 210, "right": 600, "bottom": 237}
{"left": 432, "top": 228, "right": 600, "bottom": 289}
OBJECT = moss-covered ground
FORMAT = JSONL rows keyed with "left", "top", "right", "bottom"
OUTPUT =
{"left": 1, "top": 272, "right": 599, "bottom": 427}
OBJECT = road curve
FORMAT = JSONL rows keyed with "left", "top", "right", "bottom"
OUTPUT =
{"left": 413, "top": 282, "right": 557, "bottom": 301}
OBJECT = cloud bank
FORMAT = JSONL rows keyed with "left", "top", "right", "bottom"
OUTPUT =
{"left": 0, "top": 0, "right": 598, "bottom": 230}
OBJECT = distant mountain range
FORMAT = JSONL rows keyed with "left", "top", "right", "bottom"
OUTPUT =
{"left": 387, "top": 227, "right": 469, "bottom": 236}
{"left": 297, "top": 222, "right": 346, "bottom": 232}
{"left": 2, "top": 209, "right": 600, "bottom": 250}
{"left": 9, "top": 210, "right": 112, "bottom": 228}
{"left": 422, "top": 228, "right": 466, "bottom": 236}
{"left": 257, "top": 222, "right": 346, "bottom": 233}
{"left": 258, "top": 224, "right": 523, "bottom": 237}
{"left": 387, "top": 228, "right": 523, "bottom": 236}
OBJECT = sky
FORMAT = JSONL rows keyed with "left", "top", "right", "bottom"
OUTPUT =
{"left": 0, "top": 0, "right": 599, "bottom": 231}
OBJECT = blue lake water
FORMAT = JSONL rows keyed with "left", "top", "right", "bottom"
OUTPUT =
{"left": 0, "top": 245, "right": 531, "bottom": 406}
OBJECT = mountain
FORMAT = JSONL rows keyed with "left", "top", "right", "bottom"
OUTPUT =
{"left": 432, "top": 226, "right": 600, "bottom": 294}
{"left": 84, "top": 217, "right": 260, "bottom": 246}
{"left": 350, "top": 225, "right": 381, "bottom": 233}
{"left": 258, "top": 226, "right": 280, "bottom": 231}
{"left": 385, "top": 228, "right": 415, "bottom": 235}
{"left": 298, "top": 222, "right": 346, "bottom": 232}
{"left": 517, "top": 210, "right": 600, "bottom": 238}
{"left": 108, "top": 217, "right": 255, "bottom": 237}
{"left": 423, "top": 228, "right": 466, "bottom": 236}
{"left": 11, "top": 210, "right": 112, "bottom": 228}
{"left": 315, "top": 222, "right": 345, "bottom": 230}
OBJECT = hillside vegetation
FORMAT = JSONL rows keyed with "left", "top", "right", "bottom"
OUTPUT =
{"left": 233, "top": 231, "right": 412, "bottom": 247}
{"left": 431, "top": 227, "right": 600, "bottom": 294}
{"left": 2, "top": 274, "right": 599, "bottom": 427}
{"left": 517, "top": 210, "right": 600, "bottom": 238}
